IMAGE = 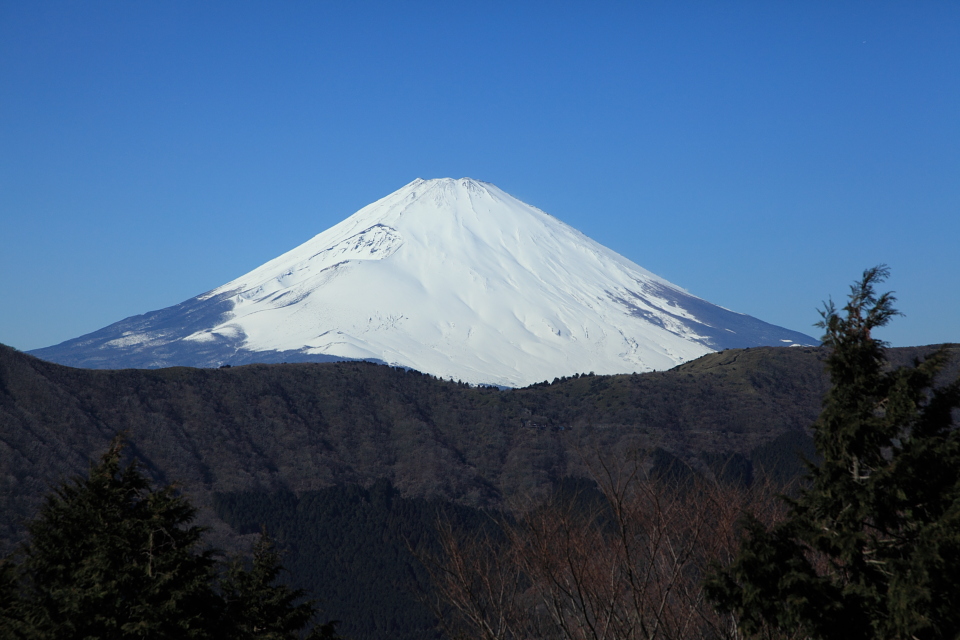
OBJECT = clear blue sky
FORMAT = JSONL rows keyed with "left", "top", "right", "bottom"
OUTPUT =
{"left": 2, "top": 1, "right": 958, "bottom": 351}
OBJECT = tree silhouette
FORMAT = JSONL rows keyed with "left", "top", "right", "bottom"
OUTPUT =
{"left": 707, "top": 266, "right": 960, "bottom": 640}
{"left": 1, "top": 437, "right": 341, "bottom": 640}
{"left": 222, "top": 530, "right": 339, "bottom": 640}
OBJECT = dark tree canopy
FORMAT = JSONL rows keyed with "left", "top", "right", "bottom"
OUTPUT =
{"left": 707, "top": 266, "right": 960, "bottom": 640}
{"left": 0, "top": 437, "right": 341, "bottom": 640}
{"left": 221, "top": 532, "right": 343, "bottom": 640}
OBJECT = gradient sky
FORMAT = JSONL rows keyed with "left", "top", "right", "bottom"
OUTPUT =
{"left": 2, "top": 1, "right": 958, "bottom": 352}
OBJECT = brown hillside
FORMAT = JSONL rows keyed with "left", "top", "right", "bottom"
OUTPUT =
{"left": 2, "top": 342, "right": 956, "bottom": 551}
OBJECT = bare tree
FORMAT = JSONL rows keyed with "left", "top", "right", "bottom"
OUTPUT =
{"left": 422, "top": 457, "right": 796, "bottom": 640}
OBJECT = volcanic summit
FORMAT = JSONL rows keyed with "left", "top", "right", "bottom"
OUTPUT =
{"left": 31, "top": 178, "right": 816, "bottom": 386}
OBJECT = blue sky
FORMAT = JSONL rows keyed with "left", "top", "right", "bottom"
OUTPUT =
{"left": 2, "top": 1, "right": 958, "bottom": 351}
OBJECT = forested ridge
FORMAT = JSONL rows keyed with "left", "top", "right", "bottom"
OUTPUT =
{"left": 2, "top": 341, "right": 957, "bottom": 554}
{"left": 2, "top": 333, "right": 959, "bottom": 639}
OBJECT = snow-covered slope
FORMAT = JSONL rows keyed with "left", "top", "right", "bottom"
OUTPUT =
{"left": 31, "top": 178, "right": 817, "bottom": 386}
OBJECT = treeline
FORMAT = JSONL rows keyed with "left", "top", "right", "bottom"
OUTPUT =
{"left": 2, "top": 267, "right": 959, "bottom": 639}
{"left": 8, "top": 328, "right": 957, "bottom": 640}
{"left": 0, "top": 340, "right": 852, "bottom": 553}
{"left": 209, "top": 450, "right": 788, "bottom": 640}
{"left": 1, "top": 438, "right": 796, "bottom": 640}
{"left": 2, "top": 336, "right": 955, "bottom": 559}
{"left": 422, "top": 267, "right": 960, "bottom": 640}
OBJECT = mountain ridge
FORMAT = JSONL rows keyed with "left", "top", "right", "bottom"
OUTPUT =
{"left": 5, "top": 340, "right": 957, "bottom": 556}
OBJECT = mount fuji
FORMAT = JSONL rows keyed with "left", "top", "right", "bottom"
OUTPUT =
{"left": 30, "top": 178, "right": 817, "bottom": 387}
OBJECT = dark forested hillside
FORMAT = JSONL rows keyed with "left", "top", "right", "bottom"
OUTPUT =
{"left": 213, "top": 482, "right": 492, "bottom": 640}
{"left": 4, "top": 341, "right": 958, "bottom": 639}
{"left": 2, "top": 342, "right": 956, "bottom": 557}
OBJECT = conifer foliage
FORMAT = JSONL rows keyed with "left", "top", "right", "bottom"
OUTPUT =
{"left": 221, "top": 533, "right": 341, "bottom": 640}
{"left": 707, "top": 266, "right": 960, "bottom": 640}
{"left": 0, "top": 437, "right": 340, "bottom": 640}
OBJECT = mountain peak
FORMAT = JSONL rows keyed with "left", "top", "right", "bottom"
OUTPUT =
{"left": 30, "top": 180, "right": 818, "bottom": 386}
{"left": 409, "top": 176, "right": 490, "bottom": 189}
{"left": 394, "top": 177, "right": 498, "bottom": 209}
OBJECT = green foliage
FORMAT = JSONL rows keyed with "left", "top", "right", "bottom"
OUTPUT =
{"left": 1, "top": 438, "right": 341, "bottom": 640}
{"left": 7, "top": 436, "right": 220, "bottom": 639}
{"left": 706, "top": 266, "right": 960, "bottom": 640}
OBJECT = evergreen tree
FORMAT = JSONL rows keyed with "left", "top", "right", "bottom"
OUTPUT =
{"left": 7, "top": 437, "right": 221, "bottom": 639}
{"left": 221, "top": 531, "right": 339, "bottom": 640}
{"left": 707, "top": 266, "right": 960, "bottom": 640}
{"left": 0, "top": 559, "right": 27, "bottom": 638}
{"left": 1, "top": 437, "right": 343, "bottom": 640}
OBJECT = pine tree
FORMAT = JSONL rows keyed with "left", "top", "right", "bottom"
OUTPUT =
{"left": 0, "top": 558, "right": 26, "bottom": 638}
{"left": 706, "top": 266, "right": 960, "bottom": 640}
{"left": 1, "top": 437, "right": 344, "bottom": 640}
{"left": 8, "top": 437, "right": 222, "bottom": 639}
{"left": 221, "top": 530, "right": 338, "bottom": 640}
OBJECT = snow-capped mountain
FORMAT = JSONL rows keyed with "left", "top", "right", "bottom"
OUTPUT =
{"left": 30, "top": 178, "right": 817, "bottom": 387}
